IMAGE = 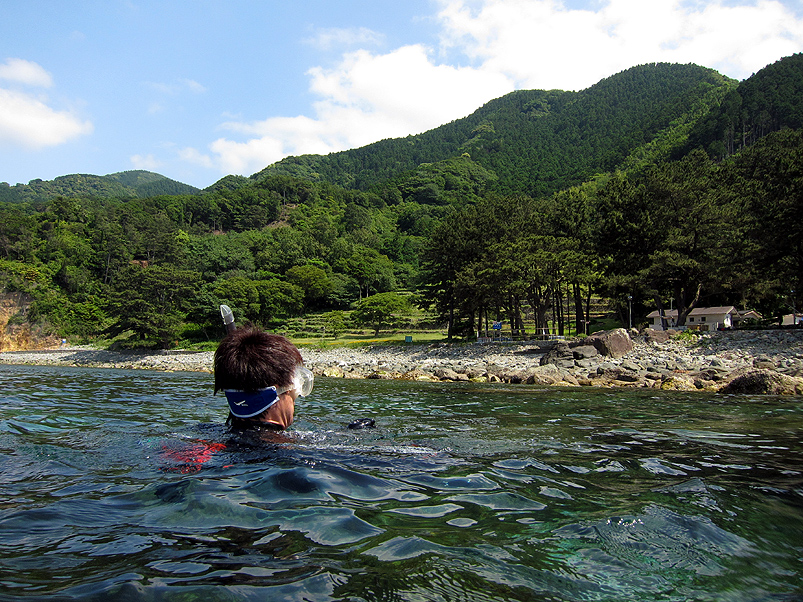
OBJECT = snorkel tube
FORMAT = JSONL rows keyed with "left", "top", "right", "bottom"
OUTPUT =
{"left": 220, "top": 304, "right": 236, "bottom": 334}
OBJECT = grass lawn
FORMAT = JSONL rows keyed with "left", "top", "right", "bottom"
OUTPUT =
{"left": 292, "top": 330, "right": 448, "bottom": 348}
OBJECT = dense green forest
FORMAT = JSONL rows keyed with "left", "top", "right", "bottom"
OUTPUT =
{"left": 1, "top": 55, "right": 801, "bottom": 348}
{"left": 256, "top": 62, "right": 734, "bottom": 198}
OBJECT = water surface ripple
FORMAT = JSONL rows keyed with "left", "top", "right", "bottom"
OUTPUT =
{"left": 0, "top": 365, "right": 801, "bottom": 601}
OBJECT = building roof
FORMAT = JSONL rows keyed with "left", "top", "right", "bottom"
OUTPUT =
{"left": 646, "top": 306, "right": 739, "bottom": 319}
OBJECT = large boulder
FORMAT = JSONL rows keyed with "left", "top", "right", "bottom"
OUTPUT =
{"left": 719, "top": 369, "right": 803, "bottom": 395}
{"left": 540, "top": 342, "right": 575, "bottom": 368}
{"left": 583, "top": 328, "right": 634, "bottom": 359}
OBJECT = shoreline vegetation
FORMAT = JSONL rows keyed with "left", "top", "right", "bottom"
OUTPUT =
{"left": 2, "top": 328, "right": 802, "bottom": 396}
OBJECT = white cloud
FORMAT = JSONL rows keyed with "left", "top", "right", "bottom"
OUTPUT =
{"left": 0, "top": 58, "right": 91, "bottom": 150}
{"left": 0, "top": 58, "right": 53, "bottom": 87}
{"left": 0, "top": 88, "right": 93, "bottom": 149}
{"left": 185, "top": 0, "right": 803, "bottom": 178}
{"left": 203, "top": 44, "right": 512, "bottom": 176}
{"left": 435, "top": 0, "right": 803, "bottom": 90}
{"left": 208, "top": 137, "right": 287, "bottom": 175}
{"left": 307, "top": 45, "right": 512, "bottom": 128}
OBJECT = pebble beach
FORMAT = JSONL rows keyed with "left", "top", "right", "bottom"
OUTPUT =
{"left": 2, "top": 328, "right": 803, "bottom": 395}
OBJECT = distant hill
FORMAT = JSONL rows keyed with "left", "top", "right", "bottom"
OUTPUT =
{"left": 253, "top": 62, "right": 734, "bottom": 198}
{"left": 0, "top": 170, "right": 200, "bottom": 204}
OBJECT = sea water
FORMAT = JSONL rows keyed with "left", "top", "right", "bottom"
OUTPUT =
{"left": 0, "top": 364, "right": 801, "bottom": 601}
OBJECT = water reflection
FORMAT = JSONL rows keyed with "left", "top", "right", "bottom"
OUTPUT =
{"left": 0, "top": 364, "right": 801, "bottom": 601}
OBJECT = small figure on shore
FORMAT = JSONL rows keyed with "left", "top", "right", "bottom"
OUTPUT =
{"left": 214, "top": 326, "right": 314, "bottom": 431}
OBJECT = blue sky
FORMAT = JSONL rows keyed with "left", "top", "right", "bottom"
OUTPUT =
{"left": 1, "top": 0, "right": 801, "bottom": 189}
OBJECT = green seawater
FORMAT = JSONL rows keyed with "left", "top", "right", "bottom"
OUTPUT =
{"left": 0, "top": 364, "right": 801, "bottom": 601}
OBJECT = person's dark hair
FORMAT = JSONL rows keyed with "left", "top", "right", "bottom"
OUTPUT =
{"left": 214, "top": 327, "right": 302, "bottom": 394}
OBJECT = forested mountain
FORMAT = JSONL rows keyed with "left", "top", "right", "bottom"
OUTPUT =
{"left": 0, "top": 170, "right": 200, "bottom": 204}
{"left": 681, "top": 53, "right": 803, "bottom": 158}
{"left": 2, "top": 55, "right": 803, "bottom": 348}
{"left": 254, "top": 62, "right": 733, "bottom": 198}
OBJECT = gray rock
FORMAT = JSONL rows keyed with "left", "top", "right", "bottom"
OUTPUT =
{"left": 434, "top": 368, "right": 468, "bottom": 381}
{"left": 753, "top": 355, "right": 777, "bottom": 369}
{"left": 620, "top": 360, "right": 641, "bottom": 372}
{"left": 571, "top": 345, "right": 599, "bottom": 359}
{"left": 540, "top": 342, "right": 573, "bottom": 366}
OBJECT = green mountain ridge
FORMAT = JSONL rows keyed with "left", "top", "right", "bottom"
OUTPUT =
{"left": 4, "top": 56, "right": 802, "bottom": 206}
{"left": 680, "top": 52, "right": 803, "bottom": 158}
{"left": 0, "top": 170, "right": 200, "bottom": 204}
{"left": 252, "top": 62, "right": 734, "bottom": 198}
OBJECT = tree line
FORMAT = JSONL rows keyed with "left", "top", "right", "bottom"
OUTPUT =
{"left": 1, "top": 128, "right": 800, "bottom": 346}
{"left": 0, "top": 169, "right": 421, "bottom": 346}
{"left": 420, "top": 129, "right": 803, "bottom": 338}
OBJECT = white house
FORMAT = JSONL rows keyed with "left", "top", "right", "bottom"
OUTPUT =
{"left": 646, "top": 306, "right": 742, "bottom": 331}
{"left": 782, "top": 313, "right": 803, "bottom": 326}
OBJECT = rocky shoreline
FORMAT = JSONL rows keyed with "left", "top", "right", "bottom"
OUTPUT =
{"left": 2, "top": 328, "right": 803, "bottom": 395}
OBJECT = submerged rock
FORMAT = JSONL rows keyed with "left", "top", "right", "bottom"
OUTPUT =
{"left": 719, "top": 369, "right": 803, "bottom": 395}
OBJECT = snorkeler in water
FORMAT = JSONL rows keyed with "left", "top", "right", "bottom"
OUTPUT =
{"left": 214, "top": 305, "right": 376, "bottom": 434}
{"left": 214, "top": 309, "right": 314, "bottom": 431}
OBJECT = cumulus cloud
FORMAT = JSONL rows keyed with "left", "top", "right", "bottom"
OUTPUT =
{"left": 0, "top": 88, "right": 93, "bottom": 149}
{"left": 0, "top": 58, "right": 92, "bottom": 149}
{"left": 189, "top": 0, "right": 803, "bottom": 177}
{"left": 0, "top": 57, "right": 53, "bottom": 87}
{"left": 204, "top": 44, "right": 512, "bottom": 175}
{"left": 435, "top": 0, "right": 803, "bottom": 90}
